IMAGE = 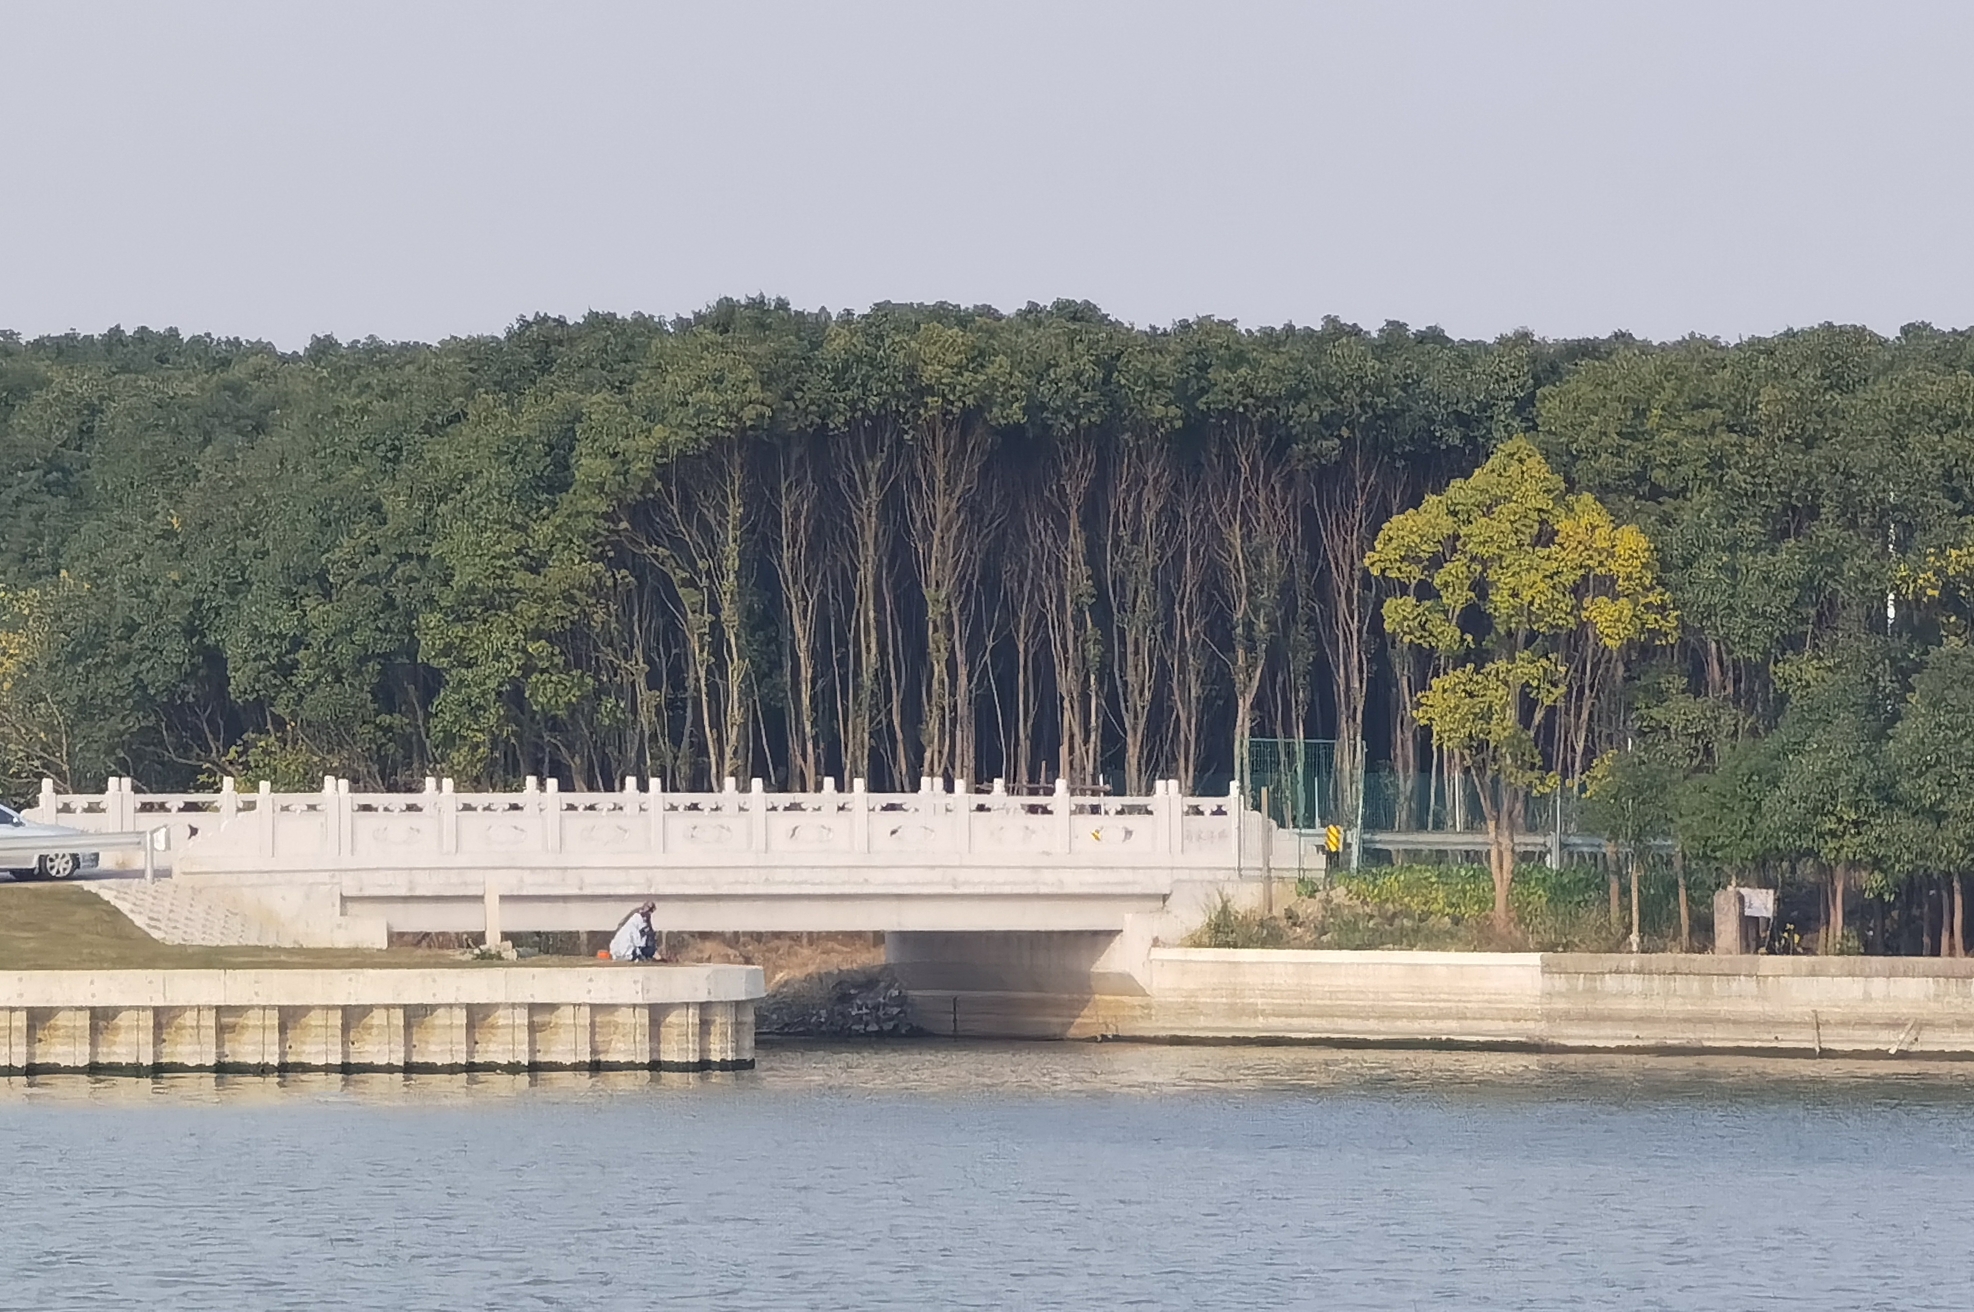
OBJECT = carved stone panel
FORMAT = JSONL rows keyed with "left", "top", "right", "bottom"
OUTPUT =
{"left": 573, "top": 822, "right": 637, "bottom": 850}
{"left": 882, "top": 823, "right": 936, "bottom": 848}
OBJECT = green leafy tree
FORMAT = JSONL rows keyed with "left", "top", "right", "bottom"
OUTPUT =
{"left": 1368, "top": 437, "right": 1678, "bottom": 930}
{"left": 1887, "top": 642, "right": 1974, "bottom": 955}
{"left": 1758, "top": 647, "right": 1901, "bottom": 953}
{"left": 1580, "top": 748, "right": 1677, "bottom": 951}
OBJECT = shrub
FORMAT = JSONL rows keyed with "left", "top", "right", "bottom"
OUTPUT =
{"left": 1335, "top": 862, "right": 1605, "bottom": 921}
{"left": 1188, "top": 896, "right": 1287, "bottom": 949}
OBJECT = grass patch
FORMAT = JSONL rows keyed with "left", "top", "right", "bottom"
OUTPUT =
{"left": 0, "top": 882, "right": 561, "bottom": 970}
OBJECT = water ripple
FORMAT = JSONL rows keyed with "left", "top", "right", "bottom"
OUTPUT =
{"left": 1, "top": 1043, "right": 1970, "bottom": 1309}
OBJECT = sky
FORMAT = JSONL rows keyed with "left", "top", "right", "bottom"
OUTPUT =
{"left": 2, "top": 1, "right": 1971, "bottom": 348}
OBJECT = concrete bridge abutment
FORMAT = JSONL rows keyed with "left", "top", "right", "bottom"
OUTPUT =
{"left": 0, "top": 966, "right": 762, "bottom": 1074}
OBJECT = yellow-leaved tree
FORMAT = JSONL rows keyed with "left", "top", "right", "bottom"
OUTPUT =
{"left": 1366, "top": 438, "right": 1677, "bottom": 931}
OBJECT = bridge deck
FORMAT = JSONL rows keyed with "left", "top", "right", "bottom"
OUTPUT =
{"left": 33, "top": 777, "right": 1286, "bottom": 945}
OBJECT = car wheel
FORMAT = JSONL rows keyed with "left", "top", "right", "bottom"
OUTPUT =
{"left": 37, "top": 852, "right": 78, "bottom": 880}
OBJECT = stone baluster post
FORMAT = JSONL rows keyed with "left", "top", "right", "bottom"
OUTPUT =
{"left": 422, "top": 774, "right": 436, "bottom": 852}
{"left": 1151, "top": 779, "right": 1169, "bottom": 856}
{"left": 322, "top": 776, "right": 342, "bottom": 859}
{"left": 821, "top": 776, "right": 841, "bottom": 850}
{"left": 1229, "top": 780, "right": 1245, "bottom": 874}
{"left": 258, "top": 779, "right": 275, "bottom": 858}
{"left": 544, "top": 778, "right": 562, "bottom": 854}
{"left": 954, "top": 778, "right": 970, "bottom": 856}
{"left": 439, "top": 777, "right": 458, "bottom": 856}
{"left": 852, "top": 777, "right": 870, "bottom": 853}
{"left": 750, "top": 778, "right": 768, "bottom": 852}
{"left": 523, "top": 775, "right": 539, "bottom": 852}
{"left": 1056, "top": 777, "right": 1072, "bottom": 855}
{"left": 648, "top": 777, "right": 666, "bottom": 853}
{"left": 338, "top": 776, "right": 354, "bottom": 858}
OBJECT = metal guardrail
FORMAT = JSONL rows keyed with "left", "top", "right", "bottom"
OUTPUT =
{"left": 1362, "top": 831, "right": 1674, "bottom": 857}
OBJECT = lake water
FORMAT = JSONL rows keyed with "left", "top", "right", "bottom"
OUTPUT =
{"left": 4, "top": 1042, "right": 1972, "bottom": 1310}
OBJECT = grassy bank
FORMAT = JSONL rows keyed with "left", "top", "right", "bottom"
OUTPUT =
{"left": 0, "top": 883, "right": 888, "bottom": 981}
{"left": 0, "top": 883, "right": 526, "bottom": 970}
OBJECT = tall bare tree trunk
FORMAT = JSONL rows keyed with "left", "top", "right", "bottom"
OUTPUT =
{"left": 772, "top": 435, "right": 827, "bottom": 789}
{"left": 1676, "top": 846, "right": 1691, "bottom": 952}
{"left": 1826, "top": 865, "right": 1848, "bottom": 953}
{"left": 1628, "top": 852, "right": 1642, "bottom": 953}
{"left": 1472, "top": 767, "right": 1520, "bottom": 933}
{"left": 1606, "top": 840, "right": 1623, "bottom": 929}
{"left": 1312, "top": 441, "right": 1394, "bottom": 840}
{"left": 1003, "top": 536, "right": 1044, "bottom": 788}
{"left": 1040, "top": 439, "right": 1100, "bottom": 786}
{"left": 1167, "top": 478, "right": 1215, "bottom": 793}
{"left": 631, "top": 441, "right": 753, "bottom": 788}
{"left": 839, "top": 422, "right": 898, "bottom": 787}
{"left": 886, "top": 586, "right": 914, "bottom": 785}
{"left": 906, "top": 413, "right": 994, "bottom": 782}
{"left": 1388, "top": 648, "right": 1423, "bottom": 831}
{"left": 1954, "top": 875, "right": 1966, "bottom": 958}
{"left": 1104, "top": 436, "right": 1171, "bottom": 795}
{"left": 712, "top": 442, "right": 752, "bottom": 783}
{"left": 1209, "top": 427, "right": 1293, "bottom": 795}
{"left": 1925, "top": 876, "right": 1937, "bottom": 957}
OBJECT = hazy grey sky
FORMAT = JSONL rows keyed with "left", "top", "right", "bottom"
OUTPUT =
{"left": 3, "top": 2, "right": 1970, "bottom": 347}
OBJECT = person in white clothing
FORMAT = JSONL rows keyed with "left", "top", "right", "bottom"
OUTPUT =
{"left": 609, "top": 901, "right": 658, "bottom": 961}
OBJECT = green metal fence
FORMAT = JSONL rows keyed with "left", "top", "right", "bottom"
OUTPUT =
{"left": 1242, "top": 738, "right": 1339, "bottom": 831}
{"left": 1361, "top": 768, "right": 1579, "bottom": 834}
{"left": 1242, "top": 742, "right": 1598, "bottom": 875}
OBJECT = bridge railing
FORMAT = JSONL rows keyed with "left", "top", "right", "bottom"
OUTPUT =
{"left": 34, "top": 775, "right": 1264, "bottom": 872}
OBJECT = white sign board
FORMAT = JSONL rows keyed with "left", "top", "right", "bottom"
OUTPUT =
{"left": 1738, "top": 887, "right": 1775, "bottom": 919}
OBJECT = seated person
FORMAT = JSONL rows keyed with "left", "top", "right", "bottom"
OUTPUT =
{"left": 608, "top": 901, "right": 659, "bottom": 961}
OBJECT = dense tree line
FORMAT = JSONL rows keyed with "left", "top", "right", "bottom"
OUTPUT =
{"left": 0, "top": 301, "right": 1566, "bottom": 796}
{"left": 6, "top": 301, "right": 1974, "bottom": 951}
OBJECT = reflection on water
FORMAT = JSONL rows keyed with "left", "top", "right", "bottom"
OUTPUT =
{"left": 5, "top": 1042, "right": 1972, "bottom": 1309}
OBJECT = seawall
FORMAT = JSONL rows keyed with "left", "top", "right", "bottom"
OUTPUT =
{"left": 0, "top": 964, "right": 763, "bottom": 1074}
{"left": 900, "top": 947, "right": 1974, "bottom": 1056}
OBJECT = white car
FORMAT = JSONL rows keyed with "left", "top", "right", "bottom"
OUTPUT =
{"left": 0, "top": 804, "right": 100, "bottom": 880}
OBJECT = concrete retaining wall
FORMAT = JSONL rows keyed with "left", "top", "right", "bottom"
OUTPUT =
{"left": 0, "top": 964, "right": 762, "bottom": 1074}
{"left": 903, "top": 946, "right": 1974, "bottom": 1054}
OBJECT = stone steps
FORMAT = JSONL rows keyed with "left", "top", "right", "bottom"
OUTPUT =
{"left": 84, "top": 878, "right": 293, "bottom": 948}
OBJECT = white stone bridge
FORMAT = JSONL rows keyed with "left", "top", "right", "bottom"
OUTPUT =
{"left": 31, "top": 777, "right": 1304, "bottom": 974}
